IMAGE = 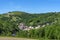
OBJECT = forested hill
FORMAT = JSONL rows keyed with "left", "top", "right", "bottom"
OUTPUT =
{"left": 0, "top": 11, "right": 60, "bottom": 39}
{"left": 0, "top": 11, "right": 59, "bottom": 26}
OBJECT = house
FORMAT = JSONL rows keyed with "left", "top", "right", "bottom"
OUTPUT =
{"left": 24, "top": 26, "right": 34, "bottom": 31}
{"left": 23, "top": 28, "right": 30, "bottom": 31}
{"left": 29, "top": 26, "right": 34, "bottom": 29}
{"left": 42, "top": 24, "right": 46, "bottom": 27}
{"left": 35, "top": 25, "right": 40, "bottom": 29}
{"left": 18, "top": 23, "right": 26, "bottom": 30}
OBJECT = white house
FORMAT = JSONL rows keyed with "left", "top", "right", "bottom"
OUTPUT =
{"left": 29, "top": 26, "right": 34, "bottom": 29}
{"left": 35, "top": 25, "right": 40, "bottom": 29}
{"left": 42, "top": 25, "right": 45, "bottom": 27}
{"left": 23, "top": 28, "right": 30, "bottom": 31}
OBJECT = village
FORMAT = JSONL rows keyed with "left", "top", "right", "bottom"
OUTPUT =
{"left": 18, "top": 20, "right": 57, "bottom": 31}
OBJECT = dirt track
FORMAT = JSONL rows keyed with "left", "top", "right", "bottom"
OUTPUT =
{"left": 0, "top": 37, "right": 38, "bottom": 40}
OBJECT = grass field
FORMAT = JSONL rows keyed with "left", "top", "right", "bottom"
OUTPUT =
{"left": 0, "top": 37, "right": 38, "bottom": 40}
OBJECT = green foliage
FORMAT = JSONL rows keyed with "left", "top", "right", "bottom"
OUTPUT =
{"left": 0, "top": 11, "right": 60, "bottom": 39}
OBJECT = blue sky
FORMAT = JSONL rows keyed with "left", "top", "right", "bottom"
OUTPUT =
{"left": 0, "top": 0, "right": 60, "bottom": 14}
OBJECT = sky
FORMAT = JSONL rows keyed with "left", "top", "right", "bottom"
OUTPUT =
{"left": 0, "top": 0, "right": 60, "bottom": 14}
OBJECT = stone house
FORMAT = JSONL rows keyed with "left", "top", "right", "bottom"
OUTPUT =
{"left": 18, "top": 23, "right": 26, "bottom": 30}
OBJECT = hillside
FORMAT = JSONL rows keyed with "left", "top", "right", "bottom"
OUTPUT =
{"left": 0, "top": 11, "right": 60, "bottom": 39}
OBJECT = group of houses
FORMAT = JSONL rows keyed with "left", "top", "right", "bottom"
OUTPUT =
{"left": 11, "top": 20, "right": 57, "bottom": 36}
{"left": 18, "top": 20, "right": 57, "bottom": 31}
{"left": 18, "top": 21, "right": 56, "bottom": 31}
